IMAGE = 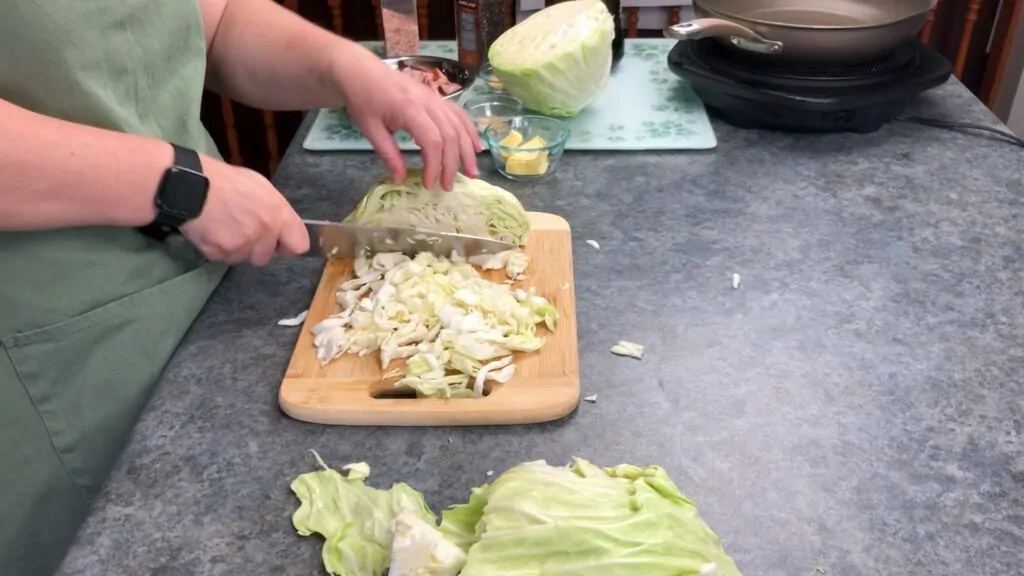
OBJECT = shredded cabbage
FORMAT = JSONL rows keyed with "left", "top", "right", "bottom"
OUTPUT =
{"left": 313, "top": 170, "right": 549, "bottom": 398}
{"left": 344, "top": 169, "right": 530, "bottom": 247}
{"left": 488, "top": 0, "right": 615, "bottom": 117}
{"left": 467, "top": 249, "right": 530, "bottom": 279}
{"left": 311, "top": 251, "right": 558, "bottom": 398}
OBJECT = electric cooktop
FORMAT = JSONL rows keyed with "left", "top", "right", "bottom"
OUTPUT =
{"left": 667, "top": 38, "right": 953, "bottom": 134}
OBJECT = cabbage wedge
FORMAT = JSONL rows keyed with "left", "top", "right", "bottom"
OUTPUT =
{"left": 343, "top": 169, "right": 530, "bottom": 247}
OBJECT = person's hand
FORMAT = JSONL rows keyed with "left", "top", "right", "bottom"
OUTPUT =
{"left": 181, "top": 157, "right": 309, "bottom": 266}
{"left": 342, "top": 58, "right": 482, "bottom": 191}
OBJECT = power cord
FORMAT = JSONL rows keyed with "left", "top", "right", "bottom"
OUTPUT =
{"left": 897, "top": 115, "right": 1024, "bottom": 148}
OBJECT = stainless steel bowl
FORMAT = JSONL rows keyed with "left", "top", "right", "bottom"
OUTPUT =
{"left": 382, "top": 56, "right": 477, "bottom": 102}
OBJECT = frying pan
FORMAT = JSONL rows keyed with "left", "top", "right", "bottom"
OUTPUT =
{"left": 664, "top": 0, "right": 936, "bottom": 65}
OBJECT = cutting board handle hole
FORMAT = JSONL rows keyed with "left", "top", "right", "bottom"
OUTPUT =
{"left": 369, "top": 381, "right": 496, "bottom": 399}
{"left": 371, "top": 388, "right": 419, "bottom": 399}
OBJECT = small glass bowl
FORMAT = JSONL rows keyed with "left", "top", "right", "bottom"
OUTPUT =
{"left": 477, "top": 63, "right": 505, "bottom": 92}
{"left": 463, "top": 94, "right": 524, "bottom": 135}
{"left": 483, "top": 115, "right": 571, "bottom": 182}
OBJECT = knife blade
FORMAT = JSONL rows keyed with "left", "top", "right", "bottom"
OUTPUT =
{"left": 302, "top": 219, "right": 515, "bottom": 260}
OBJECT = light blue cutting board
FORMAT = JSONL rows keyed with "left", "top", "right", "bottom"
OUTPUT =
{"left": 302, "top": 39, "right": 717, "bottom": 152}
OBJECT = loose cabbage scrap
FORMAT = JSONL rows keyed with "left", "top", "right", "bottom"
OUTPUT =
{"left": 389, "top": 509, "right": 467, "bottom": 576}
{"left": 610, "top": 340, "right": 644, "bottom": 359}
{"left": 468, "top": 249, "right": 530, "bottom": 279}
{"left": 311, "top": 251, "right": 558, "bottom": 398}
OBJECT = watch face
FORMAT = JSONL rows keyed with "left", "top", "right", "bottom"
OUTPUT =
{"left": 157, "top": 167, "right": 210, "bottom": 219}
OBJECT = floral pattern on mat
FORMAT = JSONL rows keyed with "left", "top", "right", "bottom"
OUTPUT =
{"left": 304, "top": 39, "right": 716, "bottom": 152}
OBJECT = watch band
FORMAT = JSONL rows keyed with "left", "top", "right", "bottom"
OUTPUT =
{"left": 172, "top": 143, "right": 202, "bottom": 173}
{"left": 139, "top": 144, "right": 205, "bottom": 242}
{"left": 155, "top": 144, "right": 203, "bottom": 230}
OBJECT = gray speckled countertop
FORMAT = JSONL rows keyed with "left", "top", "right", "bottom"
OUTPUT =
{"left": 60, "top": 79, "right": 1024, "bottom": 575}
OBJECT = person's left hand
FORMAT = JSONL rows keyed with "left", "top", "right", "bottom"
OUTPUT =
{"left": 341, "top": 54, "right": 482, "bottom": 191}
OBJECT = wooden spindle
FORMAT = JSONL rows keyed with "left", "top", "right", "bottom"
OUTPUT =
{"left": 372, "top": 0, "right": 385, "bottom": 40}
{"left": 328, "top": 0, "right": 344, "bottom": 35}
{"left": 262, "top": 110, "right": 280, "bottom": 176}
{"left": 219, "top": 97, "right": 243, "bottom": 166}
{"left": 626, "top": 7, "right": 639, "bottom": 38}
{"left": 919, "top": 0, "right": 941, "bottom": 44}
{"left": 417, "top": 0, "right": 429, "bottom": 39}
{"left": 953, "top": 0, "right": 982, "bottom": 78}
{"left": 668, "top": 6, "right": 681, "bottom": 25}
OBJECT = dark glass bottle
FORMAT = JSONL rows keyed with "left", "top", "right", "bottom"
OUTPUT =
{"left": 605, "top": 0, "right": 625, "bottom": 68}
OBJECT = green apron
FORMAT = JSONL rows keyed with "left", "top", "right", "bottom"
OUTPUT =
{"left": 0, "top": 1, "right": 228, "bottom": 573}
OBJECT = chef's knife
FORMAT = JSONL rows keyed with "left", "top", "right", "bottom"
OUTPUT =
{"left": 302, "top": 219, "right": 514, "bottom": 259}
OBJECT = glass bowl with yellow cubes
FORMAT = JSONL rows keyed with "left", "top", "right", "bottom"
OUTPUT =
{"left": 483, "top": 115, "right": 570, "bottom": 181}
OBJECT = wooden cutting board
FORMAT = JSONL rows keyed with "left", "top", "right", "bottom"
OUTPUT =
{"left": 279, "top": 212, "right": 580, "bottom": 426}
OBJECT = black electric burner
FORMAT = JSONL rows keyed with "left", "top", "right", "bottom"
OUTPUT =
{"left": 667, "top": 39, "right": 953, "bottom": 134}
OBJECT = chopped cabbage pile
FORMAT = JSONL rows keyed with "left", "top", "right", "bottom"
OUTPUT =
{"left": 290, "top": 455, "right": 744, "bottom": 576}
{"left": 311, "top": 250, "right": 558, "bottom": 398}
{"left": 312, "top": 169, "right": 551, "bottom": 398}
{"left": 344, "top": 169, "right": 531, "bottom": 247}
{"left": 488, "top": 0, "right": 615, "bottom": 117}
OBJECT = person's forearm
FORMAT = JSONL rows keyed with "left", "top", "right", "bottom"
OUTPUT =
{"left": 204, "top": 0, "right": 375, "bottom": 111}
{"left": 0, "top": 99, "right": 168, "bottom": 231}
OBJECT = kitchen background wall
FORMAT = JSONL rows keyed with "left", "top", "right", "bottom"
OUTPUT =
{"left": 201, "top": 0, "right": 1024, "bottom": 177}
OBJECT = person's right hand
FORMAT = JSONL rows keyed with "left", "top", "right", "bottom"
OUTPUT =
{"left": 339, "top": 49, "right": 481, "bottom": 191}
{"left": 180, "top": 157, "right": 309, "bottom": 266}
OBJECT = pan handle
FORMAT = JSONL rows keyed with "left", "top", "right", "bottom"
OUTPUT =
{"left": 663, "top": 18, "right": 783, "bottom": 55}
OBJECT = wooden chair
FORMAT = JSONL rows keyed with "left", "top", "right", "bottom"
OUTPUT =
{"left": 919, "top": 0, "right": 982, "bottom": 78}
{"left": 919, "top": 0, "right": 1022, "bottom": 109}
{"left": 621, "top": 1, "right": 690, "bottom": 38}
{"left": 206, "top": 0, "right": 434, "bottom": 177}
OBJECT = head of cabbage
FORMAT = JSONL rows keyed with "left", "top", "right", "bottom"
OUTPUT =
{"left": 488, "top": 0, "right": 615, "bottom": 118}
{"left": 343, "top": 169, "right": 531, "bottom": 247}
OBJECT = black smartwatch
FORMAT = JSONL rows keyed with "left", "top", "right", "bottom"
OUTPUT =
{"left": 138, "top": 144, "right": 209, "bottom": 241}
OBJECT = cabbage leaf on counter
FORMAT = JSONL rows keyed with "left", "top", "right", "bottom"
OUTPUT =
{"left": 290, "top": 452, "right": 436, "bottom": 576}
{"left": 291, "top": 455, "right": 743, "bottom": 576}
